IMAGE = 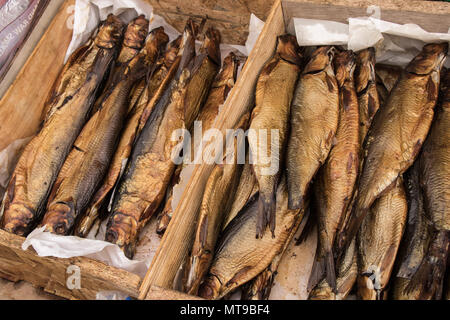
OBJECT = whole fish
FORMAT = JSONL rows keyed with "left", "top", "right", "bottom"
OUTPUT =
{"left": 0, "top": 15, "right": 124, "bottom": 235}
{"left": 184, "top": 113, "right": 249, "bottom": 295}
{"left": 75, "top": 36, "right": 182, "bottom": 237}
{"left": 105, "top": 24, "right": 221, "bottom": 258}
{"left": 156, "top": 52, "right": 241, "bottom": 235}
{"left": 287, "top": 46, "right": 339, "bottom": 214}
{"left": 409, "top": 67, "right": 450, "bottom": 300}
{"left": 354, "top": 48, "right": 381, "bottom": 148}
{"left": 90, "top": 15, "right": 149, "bottom": 116}
{"left": 309, "top": 50, "right": 359, "bottom": 293}
{"left": 40, "top": 28, "right": 169, "bottom": 235}
{"left": 198, "top": 176, "right": 304, "bottom": 300}
{"left": 337, "top": 43, "right": 448, "bottom": 253}
{"left": 390, "top": 162, "right": 433, "bottom": 300}
{"left": 375, "top": 63, "right": 402, "bottom": 106}
{"left": 357, "top": 178, "right": 408, "bottom": 300}
{"left": 249, "top": 34, "right": 302, "bottom": 238}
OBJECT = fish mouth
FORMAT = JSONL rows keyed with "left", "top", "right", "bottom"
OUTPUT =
{"left": 406, "top": 42, "right": 448, "bottom": 75}
{"left": 198, "top": 274, "right": 221, "bottom": 300}
{"left": 105, "top": 212, "right": 138, "bottom": 258}
{"left": 42, "top": 203, "right": 75, "bottom": 235}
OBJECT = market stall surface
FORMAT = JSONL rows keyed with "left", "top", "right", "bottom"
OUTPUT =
{"left": 0, "top": 278, "right": 60, "bottom": 300}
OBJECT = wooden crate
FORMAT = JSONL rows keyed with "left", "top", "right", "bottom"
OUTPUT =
{"left": 0, "top": 0, "right": 449, "bottom": 300}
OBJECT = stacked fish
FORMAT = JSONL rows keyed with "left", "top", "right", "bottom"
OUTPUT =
{"left": 185, "top": 36, "right": 449, "bottom": 300}
{"left": 0, "top": 15, "right": 242, "bottom": 261}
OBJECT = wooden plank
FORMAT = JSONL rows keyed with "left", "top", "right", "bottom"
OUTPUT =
{"left": 0, "top": 0, "right": 74, "bottom": 152}
{"left": 0, "top": 229, "right": 142, "bottom": 300}
{"left": 138, "top": 0, "right": 286, "bottom": 300}
{"left": 147, "top": 0, "right": 276, "bottom": 44}
{"left": 282, "top": 0, "right": 450, "bottom": 33}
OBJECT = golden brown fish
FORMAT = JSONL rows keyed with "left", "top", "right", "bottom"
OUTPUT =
{"left": 357, "top": 177, "right": 408, "bottom": 300}
{"left": 75, "top": 36, "right": 182, "bottom": 237}
{"left": 287, "top": 46, "right": 339, "bottom": 215}
{"left": 337, "top": 43, "right": 448, "bottom": 253}
{"left": 198, "top": 176, "right": 304, "bottom": 300}
{"left": 0, "top": 15, "right": 124, "bottom": 235}
{"left": 249, "top": 34, "right": 302, "bottom": 238}
{"left": 407, "top": 67, "right": 450, "bottom": 300}
{"left": 40, "top": 28, "right": 169, "bottom": 235}
{"left": 90, "top": 15, "right": 149, "bottom": 116}
{"left": 156, "top": 52, "right": 241, "bottom": 235}
{"left": 309, "top": 50, "right": 359, "bottom": 293}
{"left": 184, "top": 113, "right": 249, "bottom": 295}
{"left": 104, "top": 24, "right": 221, "bottom": 258}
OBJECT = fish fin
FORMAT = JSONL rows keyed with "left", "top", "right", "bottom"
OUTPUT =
{"left": 405, "top": 230, "right": 449, "bottom": 299}
{"left": 325, "top": 250, "right": 337, "bottom": 292}
{"left": 307, "top": 248, "right": 336, "bottom": 294}
{"left": 256, "top": 192, "right": 276, "bottom": 239}
{"left": 307, "top": 256, "right": 326, "bottom": 293}
{"left": 295, "top": 209, "right": 315, "bottom": 245}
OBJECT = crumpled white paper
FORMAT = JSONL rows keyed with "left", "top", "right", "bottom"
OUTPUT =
{"left": 22, "top": 226, "right": 150, "bottom": 278}
{"left": 292, "top": 16, "right": 450, "bottom": 67}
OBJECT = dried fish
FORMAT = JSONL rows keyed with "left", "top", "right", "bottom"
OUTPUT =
{"left": 249, "top": 34, "right": 302, "bottom": 238}
{"left": 337, "top": 43, "right": 448, "bottom": 253}
{"left": 0, "top": 15, "right": 124, "bottom": 235}
{"left": 40, "top": 28, "right": 169, "bottom": 235}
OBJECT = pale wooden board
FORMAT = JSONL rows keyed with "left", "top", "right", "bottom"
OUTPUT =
{"left": 0, "top": 0, "right": 75, "bottom": 152}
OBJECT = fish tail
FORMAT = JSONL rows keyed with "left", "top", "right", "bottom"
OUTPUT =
{"left": 295, "top": 208, "right": 315, "bottom": 245}
{"left": 308, "top": 249, "right": 336, "bottom": 294}
{"left": 256, "top": 192, "right": 276, "bottom": 239}
{"left": 405, "top": 230, "right": 449, "bottom": 299}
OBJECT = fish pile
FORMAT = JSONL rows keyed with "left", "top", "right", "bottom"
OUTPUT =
{"left": 0, "top": 15, "right": 242, "bottom": 260}
{"left": 181, "top": 37, "right": 449, "bottom": 300}
{"left": 0, "top": 14, "right": 449, "bottom": 301}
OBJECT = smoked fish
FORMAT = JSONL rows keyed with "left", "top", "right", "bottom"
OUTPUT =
{"left": 337, "top": 43, "right": 448, "bottom": 253}
{"left": 198, "top": 176, "right": 304, "bottom": 300}
{"left": 309, "top": 50, "right": 359, "bottom": 292}
{"left": 375, "top": 63, "right": 402, "bottom": 107}
{"left": 40, "top": 27, "right": 169, "bottom": 235}
{"left": 156, "top": 52, "right": 241, "bottom": 235}
{"left": 76, "top": 36, "right": 182, "bottom": 237}
{"left": 105, "top": 23, "right": 221, "bottom": 258}
{"left": 357, "top": 178, "right": 408, "bottom": 300}
{"left": 287, "top": 46, "right": 339, "bottom": 214}
{"left": 0, "top": 15, "right": 124, "bottom": 235}
{"left": 249, "top": 34, "right": 302, "bottom": 238}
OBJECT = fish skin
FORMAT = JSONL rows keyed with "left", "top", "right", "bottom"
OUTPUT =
{"left": 357, "top": 177, "right": 408, "bottom": 300}
{"left": 40, "top": 28, "right": 169, "bottom": 235}
{"left": 184, "top": 113, "right": 249, "bottom": 295}
{"left": 156, "top": 52, "right": 241, "bottom": 235}
{"left": 309, "top": 50, "right": 359, "bottom": 293}
{"left": 75, "top": 36, "right": 182, "bottom": 237}
{"left": 287, "top": 46, "right": 339, "bottom": 215}
{"left": 355, "top": 48, "right": 381, "bottom": 149}
{"left": 337, "top": 43, "right": 448, "bottom": 253}
{"left": 249, "top": 34, "right": 302, "bottom": 238}
{"left": 0, "top": 15, "right": 124, "bottom": 236}
{"left": 198, "top": 176, "right": 304, "bottom": 300}
{"left": 90, "top": 15, "right": 149, "bottom": 116}
{"left": 104, "top": 23, "right": 221, "bottom": 259}
{"left": 375, "top": 63, "right": 402, "bottom": 98}
{"left": 390, "top": 162, "right": 433, "bottom": 300}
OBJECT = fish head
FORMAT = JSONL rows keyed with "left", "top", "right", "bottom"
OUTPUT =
{"left": 42, "top": 202, "right": 76, "bottom": 235}
{"left": 334, "top": 50, "right": 356, "bottom": 87}
{"left": 303, "top": 46, "right": 335, "bottom": 74}
{"left": 198, "top": 274, "right": 221, "bottom": 300}
{"left": 177, "top": 20, "right": 198, "bottom": 73}
{"left": 123, "top": 15, "right": 149, "bottom": 50}
{"left": 200, "top": 27, "right": 222, "bottom": 66}
{"left": 406, "top": 42, "right": 448, "bottom": 75}
{"left": 1, "top": 203, "right": 35, "bottom": 236}
{"left": 215, "top": 52, "right": 241, "bottom": 87}
{"left": 355, "top": 48, "right": 376, "bottom": 94}
{"left": 105, "top": 212, "right": 138, "bottom": 258}
{"left": 95, "top": 14, "right": 124, "bottom": 49}
{"left": 309, "top": 281, "right": 336, "bottom": 300}
{"left": 164, "top": 36, "right": 183, "bottom": 66}
{"left": 276, "top": 34, "right": 303, "bottom": 66}
{"left": 143, "top": 27, "right": 169, "bottom": 61}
